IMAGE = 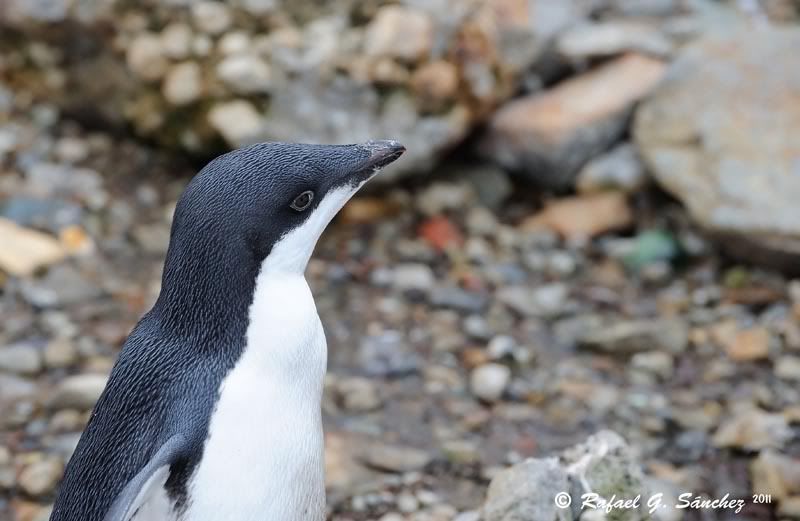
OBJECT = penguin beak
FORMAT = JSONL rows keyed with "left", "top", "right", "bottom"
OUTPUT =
{"left": 358, "top": 140, "right": 406, "bottom": 172}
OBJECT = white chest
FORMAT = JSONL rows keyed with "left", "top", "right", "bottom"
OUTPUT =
{"left": 182, "top": 274, "right": 328, "bottom": 521}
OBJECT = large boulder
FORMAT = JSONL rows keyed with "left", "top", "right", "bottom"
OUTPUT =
{"left": 480, "top": 53, "right": 666, "bottom": 189}
{"left": 0, "top": 0, "right": 591, "bottom": 180}
{"left": 634, "top": 27, "right": 800, "bottom": 271}
{"left": 482, "top": 430, "right": 679, "bottom": 521}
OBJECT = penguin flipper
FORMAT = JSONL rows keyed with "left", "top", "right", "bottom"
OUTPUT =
{"left": 103, "top": 434, "right": 188, "bottom": 521}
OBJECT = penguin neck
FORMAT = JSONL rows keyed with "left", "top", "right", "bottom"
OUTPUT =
{"left": 153, "top": 236, "right": 260, "bottom": 342}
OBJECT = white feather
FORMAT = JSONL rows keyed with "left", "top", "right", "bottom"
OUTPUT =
{"left": 129, "top": 467, "right": 175, "bottom": 521}
{"left": 177, "top": 184, "right": 364, "bottom": 520}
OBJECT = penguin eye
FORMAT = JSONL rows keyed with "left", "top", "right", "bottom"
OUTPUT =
{"left": 290, "top": 190, "right": 314, "bottom": 212}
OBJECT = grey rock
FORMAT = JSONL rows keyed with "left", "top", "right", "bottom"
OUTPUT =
{"left": 482, "top": 457, "right": 570, "bottom": 521}
{"left": 775, "top": 356, "right": 800, "bottom": 381}
{"left": 607, "top": 0, "right": 680, "bottom": 16}
{"left": 557, "top": 21, "right": 673, "bottom": 60}
{"left": 336, "top": 377, "right": 382, "bottom": 413}
{"left": 133, "top": 223, "right": 172, "bottom": 255}
{"left": 0, "top": 374, "right": 37, "bottom": 401}
{"left": 561, "top": 430, "right": 657, "bottom": 521}
{"left": 358, "top": 331, "right": 420, "bottom": 377}
{"left": 460, "top": 164, "right": 513, "bottom": 210}
{"left": 630, "top": 351, "right": 674, "bottom": 380}
{"left": 50, "top": 374, "right": 108, "bottom": 410}
{"left": 576, "top": 144, "right": 648, "bottom": 194}
{"left": 416, "top": 182, "right": 474, "bottom": 217}
{"left": 391, "top": 263, "right": 436, "bottom": 295}
{"left": 463, "top": 314, "right": 493, "bottom": 341}
{"left": 429, "top": 286, "right": 488, "bottom": 313}
{"left": 2, "top": 197, "right": 83, "bottom": 233}
{"left": 361, "top": 443, "right": 432, "bottom": 473}
{"left": 578, "top": 317, "right": 688, "bottom": 354}
{"left": 634, "top": 27, "right": 800, "bottom": 271}
{"left": 20, "top": 264, "right": 103, "bottom": 308}
{"left": 497, "top": 283, "right": 568, "bottom": 318}
{"left": 0, "top": 342, "right": 42, "bottom": 375}
{"left": 256, "top": 80, "right": 470, "bottom": 182}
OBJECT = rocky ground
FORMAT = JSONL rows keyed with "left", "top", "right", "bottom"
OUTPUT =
{"left": 1, "top": 98, "right": 799, "bottom": 521}
{"left": 2, "top": 0, "right": 800, "bottom": 521}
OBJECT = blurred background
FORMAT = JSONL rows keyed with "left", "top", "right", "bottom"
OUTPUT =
{"left": 1, "top": 0, "right": 799, "bottom": 520}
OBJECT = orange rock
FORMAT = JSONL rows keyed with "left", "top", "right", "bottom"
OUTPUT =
{"left": 491, "top": 53, "right": 665, "bottom": 142}
{"left": 59, "top": 225, "right": 95, "bottom": 256}
{"left": 520, "top": 192, "right": 632, "bottom": 241}
{"left": 419, "top": 216, "right": 464, "bottom": 251}
{"left": 726, "top": 327, "right": 771, "bottom": 362}
{"left": 461, "top": 347, "right": 490, "bottom": 369}
{"left": 482, "top": 53, "right": 666, "bottom": 188}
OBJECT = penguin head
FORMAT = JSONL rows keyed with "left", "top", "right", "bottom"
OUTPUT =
{"left": 169, "top": 141, "right": 405, "bottom": 275}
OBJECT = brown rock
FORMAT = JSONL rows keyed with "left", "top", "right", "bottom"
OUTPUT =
{"left": 125, "top": 33, "right": 168, "bottom": 81}
{"left": 482, "top": 53, "right": 665, "bottom": 188}
{"left": 339, "top": 198, "right": 401, "bottom": 225}
{"left": 18, "top": 458, "right": 63, "bottom": 497}
{"left": 751, "top": 450, "right": 800, "bottom": 499}
{"left": 324, "top": 431, "right": 378, "bottom": 493}
{"left": 713, "top": 408, "right": 792, "bottom": 451}
{"left": 778, "top": 496, "right": 800, "bottom": 518}
{"left": 360, "top": 443, "right": 432, "bottom": 473}
{"left": 364, "top": 5, "right": 434, "bottom": 63}
{"left": 726, "top": 327, "right": 771, "bottom": 362}
{"left": 412, "top": 61, "right": 460, "bottom": 107}
{"left": 521, "top": 192, "right": 633, "bottom": 240}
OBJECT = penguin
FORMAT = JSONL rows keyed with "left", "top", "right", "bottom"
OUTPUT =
{"left": 49, "top": 140, "right": 406, "bottom": 521}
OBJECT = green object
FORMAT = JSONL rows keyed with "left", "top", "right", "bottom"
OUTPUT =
{"left": 623, "top": 230, "right": 680, "bottom": 271}
{"left": 722, "top": 266, "right": 750, "bottom": 288}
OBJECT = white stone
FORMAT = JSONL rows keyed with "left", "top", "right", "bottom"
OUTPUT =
{"left": 163, "top": 62, "right": 203, "bottom": 106}
{"left": 218, "top": 31, "right": 252, "bottom": 55}
{"left": 207, "top": 100, "right": 262, "bottom": 146}
{"left": 216, "top": 54, "right": 272, "bottom": 94}
{"left": 470, "top": 363, "right": 510, "bottom": 402}
{"left": 126, "top": 32, "right": 168, "bottom": 81}
{"left": 191, "top": 1, "right": 232, "bottom": 35}
{"left": 160, "top": 23, "right": 193, "bottom": 59}
{"left": 236, "top": 0, "right": 278, "bottom": 15}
